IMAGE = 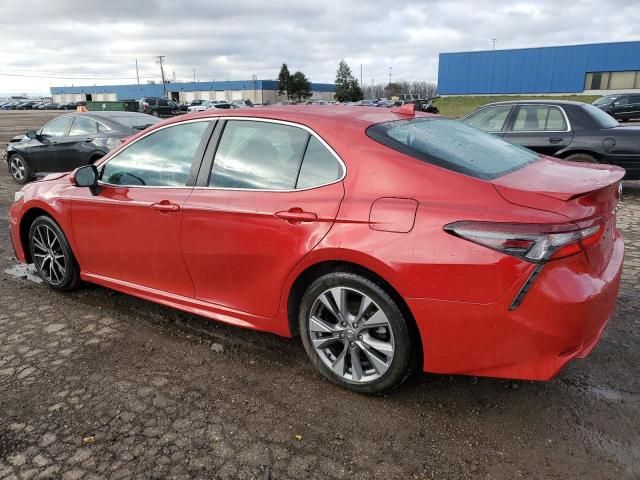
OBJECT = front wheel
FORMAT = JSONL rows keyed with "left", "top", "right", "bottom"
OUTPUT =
{"left": 150, "top": 109, "right": 159, "bottom": 117}
{"left": 29, "top": 216, "right": 80, "bottom": 291}
{"left": 8, "top": 155, "right": 30, "bottom": 184}
{"left": 299, "top": 272, "right": 414, "bottom": 394}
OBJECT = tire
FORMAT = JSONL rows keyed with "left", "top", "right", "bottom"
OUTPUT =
{"left": 150, "top": 109, "right": 159, "bottom": 117}
{"left": 28, "top": 215, "right": 80, "bottom": 291}
{"left": 565, "top": 153, "right": 598, "bottom": 163}
{"left": 8, "top": 154, "right": 31, "bottom": 184}
{"left": 298, "top": 272, "right": 414, "bottom": 394}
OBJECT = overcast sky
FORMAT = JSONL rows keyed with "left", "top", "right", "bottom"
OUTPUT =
{"left": 1, "top": 0, "right": 639, "bottom": 95}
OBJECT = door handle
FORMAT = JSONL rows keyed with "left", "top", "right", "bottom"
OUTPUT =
{"left": 549, "top": 137, "right": 564, "bottom": 143}
{"left": 151, "top": 201, "right": 180, "bottom": 212}
{"left": 275, "top": 208, "right": 317, "bottom": 224}
{"left": 84, "top": 137, "right": 94, "bottom": 142}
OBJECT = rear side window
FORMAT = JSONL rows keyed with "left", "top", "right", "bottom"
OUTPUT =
{"left": 511, "top": 105, "right": 567, "bottom": 132}
{"left": 209, "top": 120, "right": 308, "bottom": 189}
{"left": 297, "top": 137, "right": 343, "bottom": 189}
{"left": 366, "top": 118, "right": 539, "bottom": 180}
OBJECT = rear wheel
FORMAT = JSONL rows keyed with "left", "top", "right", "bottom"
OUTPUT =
{"left": 150, "top": 109, "right": 159, "bottom": 117}
{"left": 29, "top": 216, "right": 80, "bottom": 291}
{"left": 565, "top": 153, "right": 597, "bottom": 163}
{"left": 299, "top": 272, "right": 414, "bottom": 394}
{"left": 8, "top": 154, "right": 30, "bottom": 184}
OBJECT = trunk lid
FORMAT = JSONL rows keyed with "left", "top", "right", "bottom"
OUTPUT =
{"left": 493, "top": 156, "right": 624, "bottom": 272}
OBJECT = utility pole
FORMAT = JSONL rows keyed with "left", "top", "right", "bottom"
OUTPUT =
{"left": 492, "top": 38, "right": 498, "bottom": 50}
{"left": 360, "top": 64, "right": 363, "bottom": 87}
{"left": 388, "top": 67, "right": 392, "bottom": 85}
{"left": 155, "top": 55, "right": 166, "bottom": 95}
{"left": 135, "top": 59, "right": 140, "bottom": 85}
{"left": 371, "top": 78, "right": 374, "bottom": 100}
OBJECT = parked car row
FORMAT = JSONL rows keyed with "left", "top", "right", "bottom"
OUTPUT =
{"left": 137, "top": 97, "right": 254, "bottom": 117}
{"left": 593, "top": 93, "right": 640, "bottom": 122}
{"left": 0, "top": 100, "right": 87, "bottom": 110}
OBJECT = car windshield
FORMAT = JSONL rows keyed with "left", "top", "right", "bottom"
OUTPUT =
{"left": 366, "top": 118, "right": 540, "bottom": 180}
{"left": 111, "top": 115, "right": 161, "bottom": 129}
{"left": 593, "top": 95, "right": 618, "bottom": 106}
{"left": 582, "top": 104, "right": 619, "bottom": 129}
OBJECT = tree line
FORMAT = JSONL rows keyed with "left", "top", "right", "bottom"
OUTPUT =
{"left": 277, "top": 60, "right": 436, "bottom": 103}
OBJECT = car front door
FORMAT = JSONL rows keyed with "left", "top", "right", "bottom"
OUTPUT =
{"left": 502, "top": 104, "right": 573, "bottom": 156}
{"left": 627, "top": 95, "right": 640, "bottom": 120}
{"left": 56, "top": 116, "right": 100, "bottom": 170}
{"left": 70, "top": 120, "right": 214, "bottom": 297}
{"left": 181, "top": 119, "right": 345, "bottom": 318}
{"left": 27, "top": 115, "right": 73, "bottom": 173}
{"left": 611, "top": 96, "right": 629, "bottom": 119}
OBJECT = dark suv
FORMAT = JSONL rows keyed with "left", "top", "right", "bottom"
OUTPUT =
{"left": 593, "top": 94, "right": 640, "bottom": 122}
{"left": 138, "top": 97, "right": 179, "bottom": 117}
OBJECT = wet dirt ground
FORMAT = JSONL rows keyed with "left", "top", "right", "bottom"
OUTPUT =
{"left": 0, "top": 111, "right": 639, "bottom": 479}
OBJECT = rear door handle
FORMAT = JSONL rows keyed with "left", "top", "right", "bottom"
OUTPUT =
{"left": 151, "top": 201, "right": 180, "bottom": 212}
{"left": 549, "top": 137, "right": 564, "bottom": 143}
{"left": 275, "top": 208, "right": 317, "bottom": 224}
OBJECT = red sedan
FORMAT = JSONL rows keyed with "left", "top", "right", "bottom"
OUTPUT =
{"left": 8, "top": 105, "right": 624, "bottom": 393}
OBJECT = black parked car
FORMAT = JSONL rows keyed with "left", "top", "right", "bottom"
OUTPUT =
{"left": 593, "top": 93, "right": 640, "bottom": 122}
{"left": 5, "top": 112, "right": 160, "bottom": 184}
{"left": 460, "top": 100, "right": 640, "bottom": 179}
{"left": 15, "top": 101, "right": 40, "bottom": 110}
{"left": 138, "top": 97, "right": 179, "bottom": 116}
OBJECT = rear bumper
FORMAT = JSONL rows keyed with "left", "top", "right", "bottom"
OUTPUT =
{"left": 408, "top": 230, "right": 624, "bottom": 381}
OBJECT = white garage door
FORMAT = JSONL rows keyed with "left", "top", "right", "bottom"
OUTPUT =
{"left": 215, "top": 91, "right": 226, "bottom": 101}
{"left": 184, "top": 91, "right": 196, "bottom": 102}
{"left": 94, "top": 93, "right": 117, "bottom": 101}
{"left": 231, "top": 90, "right": 244, "bottom": 101}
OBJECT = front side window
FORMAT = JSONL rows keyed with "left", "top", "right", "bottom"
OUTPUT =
{"left": 613, "top": 96, "right": 628, "bottom": 106}
{"left": 68, "top": 116, "right": 98, "bottom": 136}
{"left": 209, "top": 120, "right": 308, "bottom": 189}
{"left": 511, "top": 105, "right": 567, "bottom": 132}
{"left": 41, "top": 116, "right": 71, "bottom": 137}
{"left": 461, "top": 105, "right": 512, "bottom": 132}
{"left": 101, "top": 121, "right": 210, "bottom": 187}
{"left": 366, "top": 118, "right": 539, "bottom": 180}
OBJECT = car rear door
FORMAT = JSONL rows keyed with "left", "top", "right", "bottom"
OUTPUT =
{"left": 56, "top": 116, "right": 100, "bottom": 170}
{"left": 71, "top": 119, "right": 215, "bottom": 297}
{"left": 181, "top": 118, "right": 345, "bottom": 318}
{"left": 502, "top": 104, "right": 574, "bottom": 156}
{"left": 460, "top": 104, "right": 514, "bottom": 137}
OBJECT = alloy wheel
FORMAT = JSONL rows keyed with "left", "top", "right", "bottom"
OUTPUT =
{"left": 308, "top": 287, "right": 395, "bottom": 383}
{"left": 32, "top": 224, "right": 66, "bottom": 285}
{"left": 10, "top": 157, "right": 25, "bottom": 181}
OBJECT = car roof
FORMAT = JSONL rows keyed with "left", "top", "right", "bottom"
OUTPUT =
{"left": 170, "top": 105, "right": 434, "bottom": 130}
{"left": 480, "top": 99, "right": 586, "bottom": 107}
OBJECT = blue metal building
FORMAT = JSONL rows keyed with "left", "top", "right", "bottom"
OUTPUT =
{"left": 50, "top": 79, "right": 335, "bottom": 104}
{"left": 438, "top": 41, "right": 640, "bottom": 95}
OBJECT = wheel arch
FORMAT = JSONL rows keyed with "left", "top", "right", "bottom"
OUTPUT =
{"left": 555, "top": 149, "right": 602, "bottom": 161}
{"left": 19, "top": 207, "right": 63, "bottom": 263}
{"left": 286, "top": 259, "right": 423, "bottom": 365}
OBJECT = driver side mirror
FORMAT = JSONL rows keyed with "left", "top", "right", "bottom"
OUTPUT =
{"left": 25, "top": 130, "right": 38, "bottom": 140}
{"left": 72, "top": 164, "right": 101, "bottom": 195}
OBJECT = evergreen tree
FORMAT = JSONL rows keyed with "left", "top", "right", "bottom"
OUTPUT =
{"left": 288, "top": 71, "right": 312, "bottom": 102}
{"left": 334, "top": 59, "right": 354, "bottom": 102}
{"left": 349, "top": 79, "right": 364, "bottom": 101}
{"left": 277, "top": 63, "right": 291, "bottom": 98}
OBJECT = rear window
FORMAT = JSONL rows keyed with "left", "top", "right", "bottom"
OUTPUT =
{"left": 582, "top": 104, "right": 619, "bottom": 129}
{"left": 366, "top": 118, "right": 540, "bottom": 180}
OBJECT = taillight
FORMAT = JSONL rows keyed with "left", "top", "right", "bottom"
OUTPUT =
{"left": 444, "top": 219, "right": 603, "bottom": 263}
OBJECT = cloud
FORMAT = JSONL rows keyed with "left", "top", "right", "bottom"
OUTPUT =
{"left": 0, "top": 0, "right": 639, "bottom": 95}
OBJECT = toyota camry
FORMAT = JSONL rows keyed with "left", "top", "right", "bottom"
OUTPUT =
{"left": 8, "top": 105, "right": 624, "bottom": 394}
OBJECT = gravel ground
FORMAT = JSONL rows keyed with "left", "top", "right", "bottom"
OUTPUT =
{"left": 0, "top": 111, "right": 639, "bottom": 479}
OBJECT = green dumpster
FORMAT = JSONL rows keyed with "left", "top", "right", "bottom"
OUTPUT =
{"left": 86, "top": 100, "right": 139, "bottom": 112}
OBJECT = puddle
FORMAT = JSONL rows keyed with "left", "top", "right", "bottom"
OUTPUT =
{"left": 590, "top": 386, "right": 624, "bottom": 401}
{"left": 4, "top": 263, "right": 42, "bottom": 284}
